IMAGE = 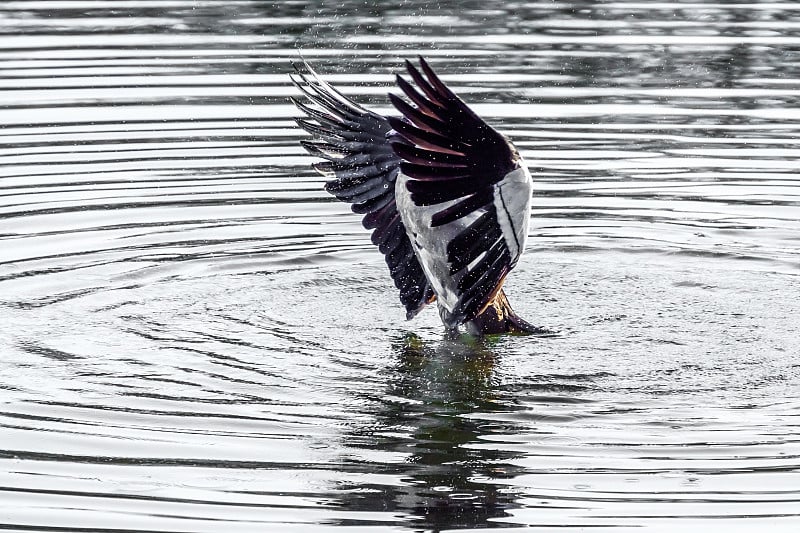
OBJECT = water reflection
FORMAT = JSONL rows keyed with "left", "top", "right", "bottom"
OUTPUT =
{"left": 339, "top": 334, "right": 529, "bottom": 529}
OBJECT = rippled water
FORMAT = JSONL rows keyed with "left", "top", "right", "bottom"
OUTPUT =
{"left": 1, "top": 1, "right": 799, "bottom": 531}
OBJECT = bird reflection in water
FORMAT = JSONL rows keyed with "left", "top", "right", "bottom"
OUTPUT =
{"left": 335, "top": 333, "right": 530, "bottom": 530}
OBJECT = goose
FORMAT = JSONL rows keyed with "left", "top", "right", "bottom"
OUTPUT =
{"left": 290, "top": 57, "right": 549, "bottom": 335}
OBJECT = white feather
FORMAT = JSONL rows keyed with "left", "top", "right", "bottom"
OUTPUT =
{"left": 395, "top": 173, "right": 478, "bottom": 326}
{"left": 492, "top": 165, "right": 532, "bottom": 266}
{"left": 395, "top": 163, "right": 532, "bottom": 327}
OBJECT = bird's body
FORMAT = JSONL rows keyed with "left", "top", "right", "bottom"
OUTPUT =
{"left": 395, "top": 165, "right": 533, "bottom": 331}
{"left": 291, "top": 57, "right": 547, "bottom": 335}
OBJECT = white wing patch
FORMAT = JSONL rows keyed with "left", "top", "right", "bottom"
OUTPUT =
{"left": 492, "top": 166, "right": 532, "bottom": 265}
{"left": 395, "top": 172, "right": 483, "bottom": 326}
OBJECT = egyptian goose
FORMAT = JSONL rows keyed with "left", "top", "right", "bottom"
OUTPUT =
{"left": 291, "top": 57, "right": 548, "bottom": 335}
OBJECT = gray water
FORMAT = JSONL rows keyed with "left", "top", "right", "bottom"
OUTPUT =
{"left": 1, "top": 1, "right": 799, "bottom": 532}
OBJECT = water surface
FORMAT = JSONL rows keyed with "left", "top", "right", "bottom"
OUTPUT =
{"left": 1, "top": 1, "right": 799, "bottom": 532}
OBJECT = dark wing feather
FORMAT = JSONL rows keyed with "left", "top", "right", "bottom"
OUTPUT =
{"left": 449, "top": 204, "right": 512, "bottom": 320}
{"left": 388, "top": 57, "right": 522, "bottom": 322}
{"left": 291, "top": 60, "right": 434, "bottom": 318}
{"left": 387, "top": 57, "right": 519, "bottom": 222}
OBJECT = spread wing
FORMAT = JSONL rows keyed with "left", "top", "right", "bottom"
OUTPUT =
{"left": 290, "top": 60, "right": 434, "bottom": 318}
{"left": 388, "top": 57, "right": 528, "bottom": 322}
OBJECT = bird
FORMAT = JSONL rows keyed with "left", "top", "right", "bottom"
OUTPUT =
{"left": 290, "top": 57, "right": 549, "bottom": 336}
